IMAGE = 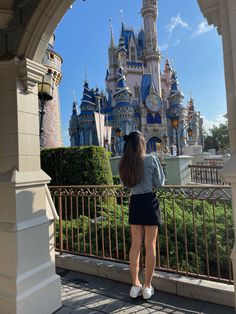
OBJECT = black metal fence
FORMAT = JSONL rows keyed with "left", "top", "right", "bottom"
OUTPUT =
{"left": 189, "top": 164, "right": 229, "bottom": 185}
{"left": 50, "top": 185, "right": 233, "bottom": 284}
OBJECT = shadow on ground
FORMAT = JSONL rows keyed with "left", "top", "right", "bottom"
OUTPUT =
{"left": 54, "top": 268, "right": 234, "bottom": 314}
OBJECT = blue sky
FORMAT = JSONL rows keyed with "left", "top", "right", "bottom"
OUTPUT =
{"left": 55, "top": 0, "right": 227, "bottom": 146}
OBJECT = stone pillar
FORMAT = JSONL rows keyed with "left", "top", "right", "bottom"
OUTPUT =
{"left": 219, "top": 1, "right": 236, "bottom": 307}
{"left": 0, "top": 57, "right": 61, "bottom": 313}
{"left": 164, "top": 156, "right": 193, "bottom": 185}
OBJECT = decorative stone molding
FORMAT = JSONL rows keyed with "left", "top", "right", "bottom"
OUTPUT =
{"left": 198, "top": 0, "right": 221, "bottom": 34}
{"left": 18, "top": 57, "right": 47, "bottom": 93}
{"left": 0, "top": 1, "right": 14, "bottom": 29}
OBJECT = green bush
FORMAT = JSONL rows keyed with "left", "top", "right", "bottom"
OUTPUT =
{"left": 112, "top": 175, "right": 121, "bottom": 185}
{"left": 41, "top": 146, "right": 113, "bottom": 185}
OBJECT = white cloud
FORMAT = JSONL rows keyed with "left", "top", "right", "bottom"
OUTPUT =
{"left": 192, "top": 20, "right": 213, "bottom": 38}
{"left": 159, "top": 39, "right": 181, "bottom": 52}
{"left": 165, "top": 14, "right": 189, "bottom": 38}
{"left": 159, "top": 43, "right": 169, "bottom": 51}
{"left": 202, "top": 114, "right": 226, "bottom": 133}
{"left": 172, "top": 39, "right": 181, "bottom": 47}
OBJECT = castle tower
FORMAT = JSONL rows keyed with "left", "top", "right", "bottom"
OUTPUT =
{"left": 41, "top": 34, "right": 63, "bottom": 148}
{"left": 108, "top": 21, "right": 118, "bottom": 95}
{"left": 113, "top": 67, "right": 134, "bottom": 153}
{"left": 141, "top": 0, "right": 161, "bottom": 96}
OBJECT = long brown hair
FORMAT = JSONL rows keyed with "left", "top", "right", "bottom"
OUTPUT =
{"left": 118, "top": 130, "right": 146, "bottom": 188}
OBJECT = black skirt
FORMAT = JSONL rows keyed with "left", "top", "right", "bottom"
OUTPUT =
{"left": 129, "top": 192, "right": 161, "bottom": 226}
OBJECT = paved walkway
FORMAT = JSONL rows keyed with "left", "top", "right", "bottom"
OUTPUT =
{"left": 55, "top": 268, "right": 234, "bottom": 314}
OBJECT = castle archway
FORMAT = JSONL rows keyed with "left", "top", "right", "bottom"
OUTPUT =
{"left": 146, "top": 136, "right": 163, "bottom": 153}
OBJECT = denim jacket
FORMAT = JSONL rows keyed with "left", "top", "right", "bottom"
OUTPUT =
{"left": 130, "top": 154, "right": 165, "bottom": 195}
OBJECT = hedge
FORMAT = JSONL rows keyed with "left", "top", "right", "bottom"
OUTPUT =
{"left": 41, "top": 146, "right": 113, "bottom": 185}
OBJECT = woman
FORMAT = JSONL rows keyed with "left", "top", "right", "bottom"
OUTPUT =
{"left": 119, "top": 130, "right": 165, "bottom": 300}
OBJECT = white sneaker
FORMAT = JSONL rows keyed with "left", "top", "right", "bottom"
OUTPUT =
{"left": 129, "top": 285, "right": 142, "bottom": 298}
{"left": 142, "top": 286, "right": 154, "bottom": 300}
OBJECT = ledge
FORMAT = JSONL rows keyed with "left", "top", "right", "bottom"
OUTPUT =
{"left": 56, "top": 253, "right": 234, "bottom": 308}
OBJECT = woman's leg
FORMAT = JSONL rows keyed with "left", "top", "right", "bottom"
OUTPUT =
{"left": 129, "top": 224, "right": 144, "bottom": 286}
{"left": 144, "top": 226, "right": 158, "bottom": 288}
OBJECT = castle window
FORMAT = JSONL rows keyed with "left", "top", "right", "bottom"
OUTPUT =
{"left": 147, "top": 112, "right": 162, "bottom": 124}
{"left": 134, "top": 85, "right": 140, "bottom": 99}
{"left": 49, "top": 53, "right": 54, "bottom": 59}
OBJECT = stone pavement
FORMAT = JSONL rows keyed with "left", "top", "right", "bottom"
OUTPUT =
{"left": 54, "top": 268, "right": 234, "bottom": 314}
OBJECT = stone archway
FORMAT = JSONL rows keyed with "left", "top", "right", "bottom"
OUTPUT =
{"left": 18, "top": 0, "right": 75, "bottom": 63}
{"left": 0, "top": 1, "right": 75, "bottom": 313}
{"left": 1, "top": 1, "right": 236, "bottom": 312}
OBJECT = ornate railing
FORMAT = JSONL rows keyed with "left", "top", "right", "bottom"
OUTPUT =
{"left": 197, "top": 159, "right": 224, "bottom": 167}
{"left": 189, "top": 165, "right": 229, "bottom": 185}
{"left": 50, "top": 185, "right": 233, "bottom": 284}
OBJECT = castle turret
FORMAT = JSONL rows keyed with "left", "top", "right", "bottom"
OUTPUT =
{"left": 113, "top": 67, "right": 134, "bottom": 154}
{"left": 167, "top": 71, "right": 185, "bottom": 148}
{"left": 78, "top": 80, "right": 96, "bottom": 146}
{"left": 141, "top": 0, "right": 161, "bottom": 95}
{"left": 41, "top": 34, "right": 63, "bottom": 148}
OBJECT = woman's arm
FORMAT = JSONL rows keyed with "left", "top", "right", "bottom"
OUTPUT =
{"left": 152, "top": 155, "right": 165, "bottom": 187}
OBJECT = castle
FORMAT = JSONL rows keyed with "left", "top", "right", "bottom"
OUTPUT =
{"left": 69, "top": 0, "right": 202, "bottom": 155}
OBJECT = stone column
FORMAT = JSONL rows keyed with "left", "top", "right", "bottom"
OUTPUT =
{"left": 219, "top": 1, "right": 236, "bottom": 307}
{"left": 0, "top": 57, "right": 61, "bottom": 313}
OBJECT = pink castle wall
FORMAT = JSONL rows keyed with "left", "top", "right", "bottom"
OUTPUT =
{"left": 41, "top": 86, "right": 62, "bottom": 148}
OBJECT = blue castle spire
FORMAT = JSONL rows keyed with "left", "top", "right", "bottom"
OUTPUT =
{"left": 167, "top": 71, "right": 185, "bottom": 123}
{"left": 168, "top": 71, "right": 184, "bottom": 105}
{"left": 80, "top": 80, "right": 96, "bottom": 112}
{"left": 76, "top": 80, "right": 96, "bottom": 146}
{"left": 114, "top": 67, "right": 131, "bottom": 98}
{"left": 72, "top": 100, "right": 78, "bottom": 116}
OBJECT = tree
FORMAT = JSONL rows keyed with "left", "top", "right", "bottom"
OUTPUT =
{"left": 204, "top": 116, "right": 229, "bottom": 152}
